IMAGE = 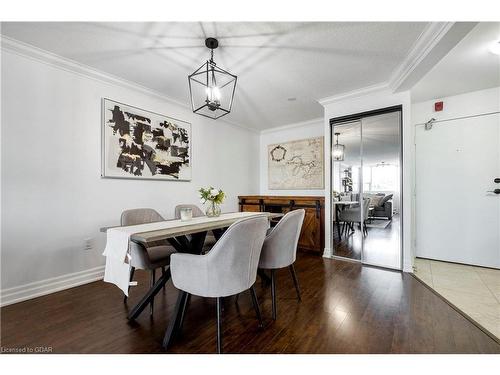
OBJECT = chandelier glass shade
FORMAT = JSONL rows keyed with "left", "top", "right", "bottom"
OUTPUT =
{"left": 188, "top": 38, "right": 237, "bottom": 120}
{"left": 332, "top": 132, "right": 345, "bottom": 161}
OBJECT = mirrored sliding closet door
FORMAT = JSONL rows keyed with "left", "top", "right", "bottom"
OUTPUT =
{"left": 331, "top": 109, "right": 402, "bottom": 270}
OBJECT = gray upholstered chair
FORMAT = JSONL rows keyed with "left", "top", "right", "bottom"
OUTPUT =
{"left": 121, "top": 208, "right": 176, "bottom": 315}
{"left": 168, "top": 216, "right": 268, "bottom": 353}
{"left": 174, "top": 204, "right": 217, "bottom": 251}
{"left": 338, "top": 198, "right": 370, "bottom": 236}
{"left": 258, "top": 209, "right": 305, "bottom": 320}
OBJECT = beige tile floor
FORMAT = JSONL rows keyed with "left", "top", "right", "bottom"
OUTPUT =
{"left": 413, "top": 257, "right": 500, "bottom": 340}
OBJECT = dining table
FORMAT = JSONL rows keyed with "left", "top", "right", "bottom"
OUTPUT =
{"left": 100, "top": 211, "right": 283, "bottom": 348}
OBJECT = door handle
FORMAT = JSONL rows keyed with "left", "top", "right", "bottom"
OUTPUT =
{"left": 495, "top": 178, "right": 500, "bottom": 183}
{"left": 487, "top": 189, "right": 500, "bottom": 194}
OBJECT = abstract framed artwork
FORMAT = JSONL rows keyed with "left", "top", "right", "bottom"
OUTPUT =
{"left": 101, "top": 99, "right": 192, "bottom": 181}
{"left": 268, "top": 136, "right": 324, "bottom": 190}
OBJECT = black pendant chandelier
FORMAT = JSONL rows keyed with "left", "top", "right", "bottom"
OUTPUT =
{"left": 332, "top": 132, "right": 345, "bottom": 161}
{"left": 188, "top": 38, "right": 237, "bottom": 120}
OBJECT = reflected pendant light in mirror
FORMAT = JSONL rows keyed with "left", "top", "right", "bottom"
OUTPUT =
{"left": 188, "top": 38, "right": 237, "bottom": 120}
{"left": 333, "top": 132, "right": 345, "bottom": 161}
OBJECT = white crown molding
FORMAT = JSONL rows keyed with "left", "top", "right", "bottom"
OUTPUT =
{"left": 0, "top": 35, "right": 190, "bottom": 109}
{"left": 317, "top": 22, "right": 460, "bottom": 107}
{"left": 317, "top": 82, "right": 390, "bottom": 106}
{"left": 0, "top": 35, "right": 258, "bottom": 133}
{"left": 260, "top": 117, "right": 324, "bottom": 134}
{"left": 0, "top": 266, "right": 105, "bottom": 307}
{"left": 389, "top": 22, "right": 455, "bottom": 91}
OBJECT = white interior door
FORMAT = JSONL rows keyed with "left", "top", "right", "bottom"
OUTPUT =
{"left": 416, "top": 113, "right": 500, "bottom": 268}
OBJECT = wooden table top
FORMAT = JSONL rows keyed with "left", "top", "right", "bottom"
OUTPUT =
{"left": 100, "top": 212, "right": 283, "bottom": 245}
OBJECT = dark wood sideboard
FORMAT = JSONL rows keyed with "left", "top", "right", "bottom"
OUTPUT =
{"left": 238, "top": 195, "right": 325, "bottom": 255}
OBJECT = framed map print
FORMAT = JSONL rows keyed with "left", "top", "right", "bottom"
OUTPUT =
{"left": 268, "top": 137, "right": 324, "bottom": 189}
{"left": 101, "top": 99, "right": 191, "bottom": 181}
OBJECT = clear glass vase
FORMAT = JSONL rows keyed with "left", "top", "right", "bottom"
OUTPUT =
{"left": 206, "top": 201, "right": 221, "bottom": 217}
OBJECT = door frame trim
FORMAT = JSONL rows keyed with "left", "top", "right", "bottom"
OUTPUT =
{"left": 329, "top": 105, "right": 404, "bottom": 271}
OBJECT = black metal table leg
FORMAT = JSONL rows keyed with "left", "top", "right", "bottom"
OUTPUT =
{"left": 212, "top": 228, "right": 226, "bottom": 240}
{"left": 127, "top": 267, "right": 171, "bottom": 321}
{"left": 162, "top": 291, "right": 188, "bottom": 349}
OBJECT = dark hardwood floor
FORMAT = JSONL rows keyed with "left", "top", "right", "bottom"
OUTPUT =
{"left": 1, "top": 254, "right": 499, "bottom": 354}
{"left": 333, "top": 215, "right": 401, "bottom": 269}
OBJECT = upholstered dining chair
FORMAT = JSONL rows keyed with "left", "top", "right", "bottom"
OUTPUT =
{"left": 167, "top": 216, "right": 268, "bottom": 353}
{"left": 339, "top": 198, "right": 370, "bottom": 236}
{"left": 174, "top": 204, "right": 217, "bottom": 251}
{"left": 121, "top": 208, "right": 176, "bottom": 316}
{"left": 258, "top": 209, "right": 305, "bottom": 320}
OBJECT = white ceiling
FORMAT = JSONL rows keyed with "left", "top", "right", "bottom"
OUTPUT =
{"left": 1, "top": 22, "right": 428, "bottom": 130}
{"left": 412, "top": 22, "right": 500, "bottom": 102}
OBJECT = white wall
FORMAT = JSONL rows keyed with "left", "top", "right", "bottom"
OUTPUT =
{"left": 412, "top": 86, "right": 500, "bottom": 124}
{"left": 259, "top": 118, "right": 325, "bottom": 196}
{"left": 321, "top": 89, "right": 415, "bottom": 272}
{"left": 0, "top": 47, "right": 259, "bottom": 304}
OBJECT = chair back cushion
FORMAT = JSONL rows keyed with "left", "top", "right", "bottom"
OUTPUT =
{"left": 121, "top": 208, "right": 164, "bottom": 226}
{"left": 120, "top": 208, "right": 168, "bottom": 269}
{"left": 174, "top": 204, "right": 205, "bottom": 219}
{"left": 259, "top": 209, "right": 305, "bottom": 269}
{"left": 170, "top": 215, "right": 268, "bottom": 297}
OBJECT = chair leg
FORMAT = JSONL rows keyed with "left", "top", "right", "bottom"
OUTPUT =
{"left": 289, "top": 264, "right": 301, "bottom": 301}
{"left": 123, "top": 267, "right": 135, "bottom": 303}
{"left": 149, "top": 269, "right": 156, "bottom": 316}
{"left": 235, "top": 293, "right": 239, "bottom": 304}
{"left": 270, "top": 269, "right": 277, "bottom": 320}
{"left": 161, "top": 267, "right": 166, "bottom": 292}
{"left": 216, "top": 297, "right": 223, "bottom": 354}
{"left": 249, "top": 285, "right": 263, "bottom": 327}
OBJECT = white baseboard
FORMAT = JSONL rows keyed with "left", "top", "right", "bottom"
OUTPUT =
{"left": 403, "top": 261, "right": 414, "bottom": 273}
{"left": 322, "top": 247, "right": 333, "bottom": 258}
{"left": 0, "top": 266, "right": 105, "bottom": 307}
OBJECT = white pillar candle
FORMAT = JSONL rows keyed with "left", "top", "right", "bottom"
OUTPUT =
{"left": 180, "top": 208, "right": 193, "bottom": 221}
